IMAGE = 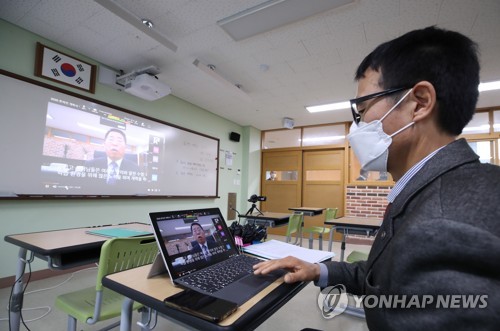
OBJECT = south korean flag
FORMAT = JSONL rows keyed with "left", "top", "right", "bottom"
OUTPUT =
{"left": 40, "top": 47, "right": 92, "bottom": 90}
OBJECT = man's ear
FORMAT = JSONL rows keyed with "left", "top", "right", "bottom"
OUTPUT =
{"left": 411, "top": 81, "right": 436, "bottom": 122}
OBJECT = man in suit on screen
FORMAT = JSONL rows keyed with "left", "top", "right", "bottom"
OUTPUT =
{"left": 85, "top": 128, "right": 140, "bottom": 185}
{"left": 190, "top": 222, "right": 218, "bottom": 261}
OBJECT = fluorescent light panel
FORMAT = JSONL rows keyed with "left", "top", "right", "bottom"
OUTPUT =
{"left": 306, "top": 101, "right": 350, "bottom": 113}
{"left": 478, "top": 80, "right": 500, "bottom": 92}
{"left": 306, "top": 80, "right": 500, "bottom": 113}
{"left": 218, "top": 0, "right": 354, "bottom": 41}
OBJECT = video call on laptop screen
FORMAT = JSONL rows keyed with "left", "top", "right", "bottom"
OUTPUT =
{"left": 150, "top": 208, "right": 239, "bottom": 278}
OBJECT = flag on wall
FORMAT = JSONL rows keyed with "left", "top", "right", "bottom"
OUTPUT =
{"left": 35, "top": 42, "right": 96, "bottom": 93}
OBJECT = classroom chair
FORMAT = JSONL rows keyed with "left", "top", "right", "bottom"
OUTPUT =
{"left": 55, "top": 236, "right": 158, "bottom": 331}
{"left": 346, "top": 250, "right": 369, "bottom": 263}
{"left": 285, "top": 212, "right": 304, "bottom": 246}
{"left": 344, "top": 249, "right": 368, "bottom": 319}
{"left": 302, "top": 207, "right": 337, "bottom": 250}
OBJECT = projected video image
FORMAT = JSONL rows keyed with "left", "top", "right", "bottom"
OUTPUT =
{"left": 40, "top": 100, "right": 165, "bottom": 194}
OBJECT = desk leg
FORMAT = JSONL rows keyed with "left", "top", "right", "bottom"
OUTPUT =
{"left": 120, "top": 297, "right": 134, "bottom": 331}
{"left": 10, "top": 247, "right": 28, "bottom": 331}
{"left": 340, "top": 232, "right": 346, "bottom": 262}
{"left": 327, "top": 226, "right": 335, "bottom": 252}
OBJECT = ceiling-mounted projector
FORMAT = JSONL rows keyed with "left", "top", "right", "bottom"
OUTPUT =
{"left": 123, "top": 73, "right": 171, "bottom": 101}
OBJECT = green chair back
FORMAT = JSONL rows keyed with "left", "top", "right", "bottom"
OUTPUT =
{"left": 301, "top": 208, "right": 338, "bottom": 250}
{"left": 95, "top": 236, "right": 158, "bottom": 291}
{"left": 346, "top": 250, "right": 369, "bottom": 263}
{"left": 325, "top": 207, "right": 338, "bottom": 222}
{"left": 286, "top": 213, "right": 303, "bottom": 236}
{"left": 285, "top": 212, "right": 304, "bottom": 245}
{"left": 55, "top": 235, "right": 158, "bottom": 331}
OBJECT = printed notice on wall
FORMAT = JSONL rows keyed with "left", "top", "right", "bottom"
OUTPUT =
{"left": 225, "top": 150, "right": 233, "bottom": 167}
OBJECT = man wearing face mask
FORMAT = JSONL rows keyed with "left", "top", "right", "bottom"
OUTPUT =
{"left": 254, "top": 26, "right": 500, "bottom": 330}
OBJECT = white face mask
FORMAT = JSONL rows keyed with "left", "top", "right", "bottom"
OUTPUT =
{"left": 347, "top": 89, "right": 414, "bottom": 173}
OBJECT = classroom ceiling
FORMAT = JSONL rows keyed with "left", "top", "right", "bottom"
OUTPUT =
{"left": 1, "top": 0, "right": 500, "bottom": 130}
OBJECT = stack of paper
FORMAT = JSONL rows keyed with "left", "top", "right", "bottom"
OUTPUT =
{"left": 242, "top": 240, "right": 334, "bottom": 263}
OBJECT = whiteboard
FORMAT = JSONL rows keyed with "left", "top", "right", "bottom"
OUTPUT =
{"left": 0, "top": 70, "right": 219, "bottom": 198}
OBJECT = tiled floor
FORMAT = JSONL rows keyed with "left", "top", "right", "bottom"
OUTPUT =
{"left": 0, "top": 235, "right": 371, "bottom": 331}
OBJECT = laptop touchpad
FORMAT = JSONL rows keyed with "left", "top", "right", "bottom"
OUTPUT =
{"left": 241, "top": 269, "right": 286, "bottom": 285}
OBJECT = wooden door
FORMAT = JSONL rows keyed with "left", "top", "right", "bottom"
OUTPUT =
{"left": 302, "top": 150, "right": 344, "bottom": 240}
{"left": 261, "top": 150, "right": 302, "bottom": 235}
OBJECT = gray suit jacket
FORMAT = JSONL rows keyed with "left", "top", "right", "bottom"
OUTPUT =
{"left": 325, "top": 139, "right": 500, "bottom": 330}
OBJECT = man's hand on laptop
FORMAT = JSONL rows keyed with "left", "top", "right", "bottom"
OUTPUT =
{"left": 253, "top": 256, "right": 320, "bottom": 283}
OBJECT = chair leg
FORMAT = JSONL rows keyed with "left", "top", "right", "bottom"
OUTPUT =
{"left": 119, "top": 297, "right": 134, "bottom": 331}
{"left": 327, "top": 226, "right": 335, "bottom": 252}
{"left": 318, "top": 234, "right": 323, "bottom": 251}
{"left": 67, "top": 315, "right": 77, "bottom": 331}
{"left": 101, "top": 320, "right": 121, "bottom": 331}
{"left": 308, "top": 233, "right": 313, "bottom": 249}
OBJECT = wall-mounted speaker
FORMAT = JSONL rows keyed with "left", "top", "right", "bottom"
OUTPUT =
{"left": 229, "top": 132, "right": 241, "bottom": 142}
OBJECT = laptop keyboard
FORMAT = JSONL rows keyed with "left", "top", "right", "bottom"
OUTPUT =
{"left": 181, "top": 255, "right": 262, "bottom": 293}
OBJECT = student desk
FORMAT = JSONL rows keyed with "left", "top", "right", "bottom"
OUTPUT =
{"left": 238, "top": 212, "right": 291, "bottom": 228}
{"left": 325, "top": 216, "right": 381, "bottom": 261}
{"left": 102, "top": 264, "right": 309, "bottom": 331}
{"left": 4, "top": 222, "right": 152, "bottom": 331}
{"left": 288, "top": 207, "right": 325, "bottom": 216}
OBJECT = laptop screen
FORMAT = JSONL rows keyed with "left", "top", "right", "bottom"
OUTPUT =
{"left": 149, "top": 208, "right": 239, "bottom": 280}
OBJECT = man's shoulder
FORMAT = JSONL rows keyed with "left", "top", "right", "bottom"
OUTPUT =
{"left": 446, "top": 159, "right": 500, "bottom": 184}
{"left": 120, "top": 158, "right": 140, "bottom": 170}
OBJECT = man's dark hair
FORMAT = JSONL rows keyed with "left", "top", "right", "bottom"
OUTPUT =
{"left": 355, "top": 26, "right": 480, "bottom": 135}
{"left": 191, "top": 222, "right": 204, "bottom": 233}
{"left": 104, "top": 128, "right": 127, "bottom": 143}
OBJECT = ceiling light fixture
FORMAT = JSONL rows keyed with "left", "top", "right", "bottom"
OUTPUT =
{"left": 95, "top": 0, "right": 177, "bottom": 52}
{"left": 306, "top": 101, "right": 350, "bottom": 113}
{"left": 306, "top": 79, "right": 500, "bottom": 114}
{"left": 193, "top": 59, "right": 251, "bottom": 101}
{"left": 217, "top": 0, "right": 355, "bottom": 41}
{"left": 478, "top": 80, "right": 500, "bottom": 92}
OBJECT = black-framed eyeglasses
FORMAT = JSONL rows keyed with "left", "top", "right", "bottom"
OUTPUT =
{"left": 350, "top": 87, "right": 409, "bottom": 124}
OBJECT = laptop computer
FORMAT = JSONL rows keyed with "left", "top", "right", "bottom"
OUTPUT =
{"left": 149, "top": 207, "right": 285, "bottom": 306}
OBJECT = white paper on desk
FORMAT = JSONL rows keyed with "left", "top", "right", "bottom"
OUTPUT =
{"left": 243, "top": 240, "right": 334, "bottom": 263}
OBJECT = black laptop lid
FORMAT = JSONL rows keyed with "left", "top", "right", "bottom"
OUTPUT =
{"left": 149, "top": 208, "right": 239, "bottom": 281}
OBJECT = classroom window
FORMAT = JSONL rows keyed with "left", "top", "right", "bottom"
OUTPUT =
{"left": 262, "top": 129, "right": 301, "bottom": 149}
{"left": 468, "top": 140, "right": 495, "bottom": 164}
{"left": 265, "top": 170, "right": 298, "bottom": 181}
{"left": 463, "top": 112, "right": 490, "bottom": 134}
{"left": 494, "top": 110, "right": 500, "bottom": 133}
{"left": 301, "top": 125, "right": 345, "bottom": 146}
